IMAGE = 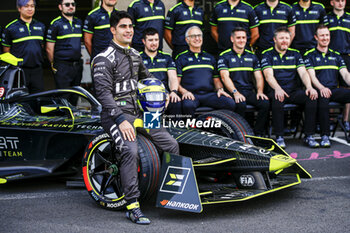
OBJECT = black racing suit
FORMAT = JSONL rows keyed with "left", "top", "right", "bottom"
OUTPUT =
{"left": 92, "top": 41, "right": 179, "bottom": 201}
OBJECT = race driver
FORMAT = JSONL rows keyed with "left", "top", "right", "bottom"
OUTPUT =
{"left": 91, "top": 11, "right": 179, "bottom": 225}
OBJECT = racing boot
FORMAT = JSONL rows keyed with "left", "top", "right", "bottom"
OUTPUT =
{"left": 303, "top": 135, "right": 319, "bottom": 148}
{"left": 276, "top": 136, "right": 286, "bottom": 149}
{"left": 126, "top": 201, "right": 151, "bottom": 225}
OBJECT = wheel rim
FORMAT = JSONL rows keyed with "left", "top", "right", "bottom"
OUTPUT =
{"left": 87, "top": 141, "right": 124, "bottom": 200}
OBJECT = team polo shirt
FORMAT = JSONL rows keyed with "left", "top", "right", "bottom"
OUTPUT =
{"left": 2, "top": 18, "right": 45, "bottom": 68}
{"left": 291, "top": 2, "right": 328, "bottom": 51}
{"left": 165, "top": 2, "right": 204, "bottom": 46}
{"left": 261, "top": 47, "right": 304, "bottom": 92}
{"left": 176, "top": 50, "right": 218, "bottom": 93}
{"left": 128, "top": 0, "right": 165, "bottom": 49}
{"left": 83, "top": 6, "right": 118, "bottom": 58}
{"left": 210, "top": 0, "right": 259, "bottom": 50}
{"left": 46, "top": 16, "right": 82, "bottom": 62}
{"left": 140, "top": 50, "right": 176, "bottom": 90}
{"left": 328, "top": 12, "right": 350, "bottom": 55}
{"left": 254, "top": 1, "right": 296, "bottom": 50}
{"left": 217, "top": 48, "right": 261, "bottom": 91}
{"left": 304, "top": 48, "right": 346, "bottom": 88}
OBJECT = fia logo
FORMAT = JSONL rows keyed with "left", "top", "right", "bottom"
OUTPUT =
{"left": 143, "top": 111, "right": 161, "bottom": 129}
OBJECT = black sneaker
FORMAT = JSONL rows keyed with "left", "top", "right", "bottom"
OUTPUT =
{"left": 126, "top": 202, "right": 150, "bottom": 225}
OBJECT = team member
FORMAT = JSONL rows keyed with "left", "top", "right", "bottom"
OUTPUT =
{"left": 304, "top": 25, "right": 350, "bottom": 147}
{"left": 218, "top": 28, "right": 269, "bottom": 136}
{"left": 46, "top": 0, "right": 83, "bottom": 89}
{"left": 2, "top": 0, "right": 45, "bottom": 93}
{"left": 176, "top": 26, "right": 243, "bottom": 117}
{"left": 127, "top": 0, "right": 165, "bottom": 52}
{"left": 0, "top": 26, "right": 3, "bottom": 54}
{"left": 254, "top": 0, "right": 296, "bottom": 58}
{"left": 261, "top": 27, "right": 318, "bottom": 148}
{"left": 328, "top": 0, "right": 350, "bottom": 130}
{"left": 92, "top": 11, "right": 179, "bottom": 224}
{"left": 291, "top": 0, "right": 328, "bottom": 55}
{"left": 141, "top": 28, "right": 181, "bottom": 115}
{"left": 210, "top": 0, "right": 259, "bottom": 52}
{"left": 164, "top": 0, "right": 204, "bottom": 59}
{"left": 83, "top": 0, "right": 118, "bottom": 59}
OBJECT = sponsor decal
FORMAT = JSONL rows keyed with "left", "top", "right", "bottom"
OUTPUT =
{"left": 343, "top": 19, "right": 350, "bottom": 23}
{"left": 63, "top": 25, "right": 68, "bottom": 30}
{"left": 328, "top": 57, "right": 336, "bottom": 60}
{"left": 156, "top": 59, "right": 166, "bottom": 62}
{"left": 101, "top": 16, "right": 106, "bottom": 20}
{"left": 316, "top": 57, "right": 321, "bottom": 61}
{"left": 296, "top": 11, "right": 300, "bottom": 15}
{"left": 144, "top": 111, "right": 161, "bottom": 129}
{"left": 202, "top": 57, "right": 211, "bottom": 61}
{"left": 231, "top": 58, "right": 236, "bottom": 62}
{"left": 91, "top": 133, "right": 109, "bottom": 146}
{"left": 188, "top": 57, "right": 193, "bottom": 61}
{"left": 236, "top": 9, "right": 246, "bottom": 13}
{"left": 0, "top": 87, "right": 5, "bottom": 98}
{"left": 19, "top": 28, "right": 25, "bottom": 32}
{"left": 155, "top": 6, "right": 163, "bottom": 10}
{"left": 223, "top": 9, "right": 228, "bottom": 13}
{"left": 194, "top": 11, "right": 202, "bottom": 16}
{"left": 309, "top": 11, "right": 318, "bottom": 14}
{"left": 90, "top": 191, "right": 99, "bottom": 201}
{"left": 75, "top": 25, "right": 81, "bottom": 28}
{"left": 286, "top": 56, "right": 295, "bottom": 60}
{"left": 244, "top": 58, "right": 253, "bottom": 62}
{"left": 239, "top": 174, "right": 255, "bottom": 187}
{"left": 144, "top": 7, "right": 149, "bottom": 12}
{"left": 143, "top": 60, "right": 148, "bottom": 65}
{"left": 183, "top": 11, "right": 188, "bottom": 16}
{"left": 106, "top": 200, "right": 127, "bottom": 208}
{"left": 263, "top": 10, "right": 267, "bottom": 15}
{"left": 0, "top": 136, "right": 19, "bottom": 149}
{"left": 33, "top": 26, "right": 42, "bottom": 30}
{"left": 276, "top": 10, "right": 286, "bottom": 15}
{"left": 160, "top": 200, "right": 199, "bottom": 211}
{"left": 160, "top": 166, "right": 190, "bottom": 194}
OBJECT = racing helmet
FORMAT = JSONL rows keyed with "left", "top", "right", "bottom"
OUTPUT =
{"left": 137, "top": 78, "right": 166, "bottom": 113}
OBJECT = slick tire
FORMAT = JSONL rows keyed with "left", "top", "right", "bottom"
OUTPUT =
{"left": 197, "top": 110, "right": 254, "bottom": 144}
{"left": 82, "top": 133, "right": 160, "bottom": 210}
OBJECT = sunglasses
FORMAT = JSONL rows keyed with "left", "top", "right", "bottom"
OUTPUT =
{"left": 62, "top": 2, "right": 76, "bottom": 7}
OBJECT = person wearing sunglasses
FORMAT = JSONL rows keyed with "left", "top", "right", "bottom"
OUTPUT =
{"left": 46, "top": 0, "right": 83, "bottom": 90}
{"left": 2, "top": 0, "right": 45, "bottom": 93}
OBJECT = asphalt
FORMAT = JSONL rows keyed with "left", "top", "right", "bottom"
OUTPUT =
{"left": 0, "top": 135, "right": 349, "bottom": 233}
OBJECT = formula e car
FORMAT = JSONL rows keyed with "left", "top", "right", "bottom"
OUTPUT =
{"left": 0, "top": 53, "right": 311, "bottom": 213}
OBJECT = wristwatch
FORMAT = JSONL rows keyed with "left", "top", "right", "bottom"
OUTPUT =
{"left": 171, "top": 90, "right": 179, "bottom": 95}
{"left": 232, "top": 89, "right": 237, "bottom": 95}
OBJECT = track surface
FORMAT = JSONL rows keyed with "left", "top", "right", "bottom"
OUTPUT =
{"left": 0, "top": 136, "right": 349, "bottom": 233}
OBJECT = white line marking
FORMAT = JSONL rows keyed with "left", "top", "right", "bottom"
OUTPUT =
{"left": 0, "top": 190, "right": 85, "bottom": 201}
{"left": 302, "top": 176, "right": 350, "bottom": 182}
{"left": 330, "top": 136, "right": 350, "bottom": 146}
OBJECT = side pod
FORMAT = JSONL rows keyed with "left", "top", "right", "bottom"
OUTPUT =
{"left": 156, "top": 153, "right": 203, "bottom": 213}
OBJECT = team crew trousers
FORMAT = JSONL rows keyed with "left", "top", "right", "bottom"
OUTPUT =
{"left": 318, "top": 87, "right": 350, "bottom": 136}
{"left": 23, "top": 66, "right": 44, "bottom": 93}
{"left": 53, "top": 60, "right": 83, "bottom": 88}
{"left": 269, "top": 89, "right": 317, "bottom": 137}
{"left": 101, "top": 112, "right": 179, "bottom": 201}
{"left": 240, "top": 89, "right": 270, "bottom": 135}
{"left": 181, "top": 92, "right": 245, "bottom": 117}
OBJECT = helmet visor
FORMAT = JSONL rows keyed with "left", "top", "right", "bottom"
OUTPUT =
{"left": 144, "top": 92, "right": 165, "bottom": 101}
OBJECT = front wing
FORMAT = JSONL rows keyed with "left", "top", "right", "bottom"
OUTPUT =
{"left": 156, "top": 152, "right": 303, "bottom": 213}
